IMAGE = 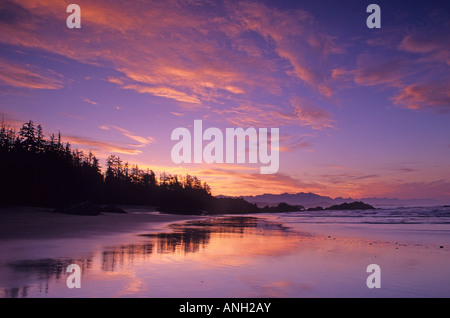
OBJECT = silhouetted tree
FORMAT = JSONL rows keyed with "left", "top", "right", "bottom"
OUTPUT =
{"left": 0, "top": 120, "right": 263, "bottom": 214}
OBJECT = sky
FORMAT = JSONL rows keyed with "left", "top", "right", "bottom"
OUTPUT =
{"left": 0, "top": 0, "right": 449, "bottom": 200}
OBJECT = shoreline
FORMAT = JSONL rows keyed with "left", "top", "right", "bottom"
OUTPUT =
{"left": 0, "top": 206, "right": 203, "bottom": 241}
{"left": 2, "top": 205, "right": 450, "bottom": 244}
{"left": 1, "top": 206, "right": 450, "bottom": 297}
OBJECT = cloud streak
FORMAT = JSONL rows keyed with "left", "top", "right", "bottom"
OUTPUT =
{"left": 65, "top": 135, "right": 142, "bottom": 155}
{"left": 82, "top": 98, "right": 98, "bottom": 106}
{"left": 332, "top": 17, "right": 450, "bottom": 114}
{"left": 214, "top": 98, "right": 334, "bottom": 131}
{"left": 391, "top": 82, "right": 450, "bottom": 113}
{"left": 108, "top": 125, "right": 155, "bottom": 146}
{"left": 0, "top": 0, "right": 341, "bottom": 122}
{"left": 0, "top": 57, "right": 63, "bottom": 90}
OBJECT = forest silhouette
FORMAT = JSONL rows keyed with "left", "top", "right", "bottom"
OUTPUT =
{"left": 0, "top": 120, "right": 263, "bottom": 214}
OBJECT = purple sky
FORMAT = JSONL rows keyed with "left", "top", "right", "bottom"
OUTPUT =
{"left": 0, "top": 0, "right": 449, "bottom": 200}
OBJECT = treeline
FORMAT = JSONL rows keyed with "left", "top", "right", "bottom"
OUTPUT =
{"left": 0, "top": 120, "right": 259, "bottom": 214}
{"left": 0, "top": 120, "right": 103, "bottom": 207}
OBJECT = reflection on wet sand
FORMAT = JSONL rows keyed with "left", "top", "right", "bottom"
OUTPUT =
{"left": 2, "top": 216, "right": 291, "bottom": 297}
{"left": 139, "top": 216, "right": 290, "bottom": 254}
{"left": 4, "top": 214, "right": 448, "bottom": 297}
{"left": 102, "top": 243, "right": 154, "bottom": 272}
{"left": 3, "top": 286, "right": 29, "bottom": 298}
{"left": 4, "top": 258, "right": 92, "bottom": 298}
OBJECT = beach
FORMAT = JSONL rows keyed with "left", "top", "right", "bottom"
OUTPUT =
{"left": 0, "top": 206, "right": 202, "bottom": 240}
{"left": 1, "top": 206, "right": 450, "bottom": 298}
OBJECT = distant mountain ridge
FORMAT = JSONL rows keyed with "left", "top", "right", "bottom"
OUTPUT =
{"left": 230, "top": 192, "right": 444, "bottom": 208}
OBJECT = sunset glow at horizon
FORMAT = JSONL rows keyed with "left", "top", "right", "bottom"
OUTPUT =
{"left": 0, "top": 0, "right": 449, "bottom": 200}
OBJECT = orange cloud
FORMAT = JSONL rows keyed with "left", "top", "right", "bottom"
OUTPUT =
{"left": 123, "top": 160, "right": 324, "bottom": 197}
{"left": 0, "top": 0, "right": 341, "bottom": 119}
{"left": 107, "top": 77, "right": 124, "bottom": 85}
{"left": 109, "top": 125, "right": 155, "bottom": 146}
{"left": 96, "top": 125, "right": 155, "bottom": 148}
{"left": 0, "top": 114, "right": 29, "bottom": 131}
{"left": 122, "top": 84, "right": 202, "bottom": 105}
{"left": 182, "top": 166, "right": 326, "bottom": 196}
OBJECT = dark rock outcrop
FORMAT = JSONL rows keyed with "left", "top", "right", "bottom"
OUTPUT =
{"left": 325, "top": 201, "right": 375, "bottom": 210}
{"left": 307, "top": 206, "right": 324, "bottom": 211}
{"left": 260, "top": 202, "right": 304, "bottom": 213}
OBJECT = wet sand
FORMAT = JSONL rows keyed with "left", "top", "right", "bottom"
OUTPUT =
{"left": 1, "top": 208, "right": 450, "bottom": 297}
{"left": 0, "top": 206, "right": 202, "bottom": 240}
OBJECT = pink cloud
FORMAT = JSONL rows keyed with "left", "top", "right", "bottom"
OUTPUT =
{"left": 65, "top": 135, "right": 142, "bottom": 155}
{"left": 332, "top": 49, "right": 449, "bottom": 114}
{"left": 82, "top": 98, "right": 98, "bottom": 105}
{"left": 98, "top": 125, "right": 155, "bottom": 146}
{"left": 227, "top": 1, "right": 340, "bottom": 97}
{"left": 122, "top": 84, "right": 202, "bottom": 105}
{"left": 278, "top": 134, "right": 312, "bottom": 152}
{"left": 391, "top": 82, "right": 450, "bottom": 113}
{"left": 214, "top": 98, "right": 334, "bottom": 131}
{"left": 0, "top": 0, "right": 343, "bottom": 124}
{"left": 289, "top": 97, "right": 335, "bottom": 130}
{"left": 398, "top": 31, "right": 450, "bottom": 65}
{"left": 331, "top": 56, "right": 409, "bottom": 88}
{"left": 0, "top": 57, "right": 64, "bottom": 90}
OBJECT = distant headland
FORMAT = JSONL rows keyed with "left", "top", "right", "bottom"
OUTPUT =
{"left": 237, "top": 192, "right": 445, "bottom": 208}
